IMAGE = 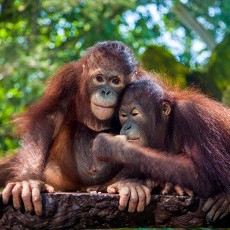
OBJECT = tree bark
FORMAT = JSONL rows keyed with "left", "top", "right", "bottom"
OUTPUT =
{"left": 0, "top": 193, "right": 229, "bottom": 229}
{"left": 173, "top": 0, "right": 216, "bottom": 51}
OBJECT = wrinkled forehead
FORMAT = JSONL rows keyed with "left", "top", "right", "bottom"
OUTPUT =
{"left": 88, "top": 67, "right": 122, "bottom": 78}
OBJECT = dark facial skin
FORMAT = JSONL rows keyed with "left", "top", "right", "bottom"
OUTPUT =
{"left": 119, "top": 106, "right": 150, "bottom": 147}
{"left": 88, "top": 68, "right": 126, "bottom": 121}
{"left": 119, "top": 87, "right": 171, "bottom": 150}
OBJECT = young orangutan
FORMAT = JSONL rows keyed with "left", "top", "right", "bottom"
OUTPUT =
{"left": 92, "top": 75, "right": 230, "bottom": 222}
{"left": 0, "top": 41, "right": 151, "bottom": 215}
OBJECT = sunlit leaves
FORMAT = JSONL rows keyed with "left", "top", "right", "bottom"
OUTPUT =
{"left": 0, "top": 0, "right": 229, "bottom": 156}
{"left": 203, "top": 34, "right": 230, "bottom": 100}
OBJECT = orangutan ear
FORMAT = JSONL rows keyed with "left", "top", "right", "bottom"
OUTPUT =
{"left": 162, "top": 101, "right": 171, "bottom": 116}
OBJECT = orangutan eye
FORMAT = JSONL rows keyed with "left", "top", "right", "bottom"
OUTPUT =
{"left": 96, "top": 74, "right": 104, "bottom": 83}
{"left": 121, "top": 113, "right": 127, "bottom": 118}
{"left": 132, "top": 109, "right": 139, "bottom": 116}
{"left": 111, "top": 77, "right": 121, "bottom": 85}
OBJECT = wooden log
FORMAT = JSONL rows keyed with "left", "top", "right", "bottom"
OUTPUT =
{"left": 0, "top": 193, "right": 229, "bottom": 229}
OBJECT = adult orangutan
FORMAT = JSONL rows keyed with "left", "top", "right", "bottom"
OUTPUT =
{"left": 0, "top": 41, "right": 151, "bottom": 215}
{"left": 92, "top": 75, "right": 230, "bottom": 222}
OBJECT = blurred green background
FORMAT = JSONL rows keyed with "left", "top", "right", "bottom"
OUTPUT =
{"left": 0, "top": 0, "right": 230, "bottom": 156}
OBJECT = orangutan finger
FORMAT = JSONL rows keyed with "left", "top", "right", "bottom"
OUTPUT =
{"left": 219, "top": 212, "right": 228, "bottom": 220}
{"left": 206, "top": 197, "right": 225, "bottom": 222}
{"left": 184, "top": 188, "right": 194, "bottom": 196}
{"left": 136, "top": 186, "right": 146, "bottom": 212}
{"left": 107, "top": 185, "right": 117, "bottom": 194}
{"left": 143, "top": 186, "right": 151, "bottom": 206}
{"left": 44, "top": 184, "right": 55, "bottom": 193}
{"left": 174, "top": 185, "right": 184, "bottom": 196}
{"left": 213, "top": 200, "right": 229, "bottom": 221}
{"left": 128, "top": 187, "right": 138, "bottom": 213}
{"left": 12, "top": 183, "right": 23, "bottom": 210}
{"left": 203, "top": 194, "right": 221, "bottom": 212}
{"left": 162, "top": 183, "right": 173, "bottom": 195}
{"left": 118, "top": 186, "right": 130, "bottom": 211}
{"left": 21, "top": 181, "right": 33, "bottom": 212}
{"left": 2, "top": 182, "right": 16, "bottom": 204}
{"left": 32, "top": 187, "right": 42, "bottom": 216}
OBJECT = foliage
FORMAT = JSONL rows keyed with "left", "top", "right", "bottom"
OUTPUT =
{"left": 206, "top": 34, "right": 230, "bottom": 99}
{"left": 0, "top": 0, "right": 229, "bottom": 155}
{"left": 183, "top": 34, "right": 230, "bottom": 100}
{"left": 140, "top": 45, "right": 189, "bottom": 87}
{"left": 223, "top": 87, "right": 230, "bottom": 106}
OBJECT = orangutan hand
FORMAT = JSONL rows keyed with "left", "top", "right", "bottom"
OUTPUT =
{"left": 203, "top": 193, "right": 230, "bottom": 222}
{"left": 2, "top": 180, "right": 54, "bottom": 216}
{"left": 107, "top": 179, "right": 151, "bottom": 213}
{"left": 161, "top": 182, "right": 193, "bottom": 196}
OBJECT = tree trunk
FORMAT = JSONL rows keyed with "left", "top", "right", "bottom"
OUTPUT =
{"left": 0, "top": 193, "right": 229, "bottom": 229}
{"left": 173, "top": 0, "right": 216, "bottom": 51}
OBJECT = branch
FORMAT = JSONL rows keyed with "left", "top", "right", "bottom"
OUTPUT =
{"left": 173, "top": 0, "right": 216, "bottom": 51}
{"left": 0, "top": 193, "right": 229, "bottom": 228}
